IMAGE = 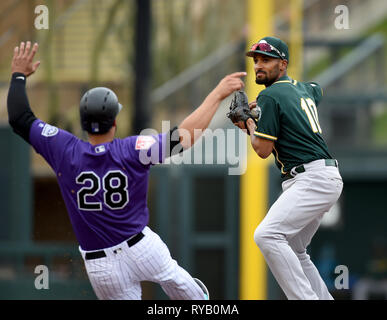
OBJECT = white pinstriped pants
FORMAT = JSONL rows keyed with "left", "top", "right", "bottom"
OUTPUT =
{"left": 254, "top": 160, "right": 343, "bottom": 300}
{"left": 79, "top": 226, "right": 206, "bottom": 300}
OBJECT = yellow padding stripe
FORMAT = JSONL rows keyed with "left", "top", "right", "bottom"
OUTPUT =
{"left": 273, "top": 80, "right": 292, "bottom": 84}
{"left": 254, "top": 132, "right": 278, "bottom": 141}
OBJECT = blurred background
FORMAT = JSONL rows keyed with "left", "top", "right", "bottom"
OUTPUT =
{"left": 0, "top": 0, "right": 386, "bottom": 300}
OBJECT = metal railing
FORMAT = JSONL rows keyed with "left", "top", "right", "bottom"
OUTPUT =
{"left": 312, "top": 34, "right": 385, "bottom": 88}
{"left": 150, "top": 40, "right": 245, "bottom": 104}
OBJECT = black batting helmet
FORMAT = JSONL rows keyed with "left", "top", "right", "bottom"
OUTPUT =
{"left": 79, "top": 87, "right": 122, "bottom": 134}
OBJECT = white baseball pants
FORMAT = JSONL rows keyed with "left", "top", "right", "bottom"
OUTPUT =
{"left": 254, "top": 159, "right": 343, "bottom": 300}
{"left": 79, "top": 226, "right": 206, "bottom": 300}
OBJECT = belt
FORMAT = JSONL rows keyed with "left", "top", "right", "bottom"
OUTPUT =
{"left": 282, "top": 159, "right": 338, "bottom": 182}
{"left": 85, "top": 232, "right": 145, "bottom": 260}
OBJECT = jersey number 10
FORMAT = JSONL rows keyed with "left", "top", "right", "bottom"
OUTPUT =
{"left": 300, "top": 98, "right": 322, "bottom": 134}
{"left": 76, "top": 170, "right": 129, "bottom": 211}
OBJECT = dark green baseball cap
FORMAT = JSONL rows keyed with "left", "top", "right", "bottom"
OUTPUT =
{"left": 246, "top": 36, "right": 289, "bottom": 61}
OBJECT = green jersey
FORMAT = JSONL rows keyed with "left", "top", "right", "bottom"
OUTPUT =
{"left": 253, "top": 75, "right": 333, "bottom": 174}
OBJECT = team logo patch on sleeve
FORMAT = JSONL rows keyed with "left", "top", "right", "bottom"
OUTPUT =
{"left": 255, "top": 105, "right": 262, "bottom": 121}
{"left": 41, "top": 124, "right": 59, "bottom": 137}
{"left": 135, "top": 136, "right": 156, "bottom": 150}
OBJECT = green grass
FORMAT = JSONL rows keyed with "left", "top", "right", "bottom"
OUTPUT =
{"left": 305, "top": 17, "right": 387, "bottom": 80}
{"left": 363, "top": 17, "right": 387, "bottom": 38}
{"left": 305, "top": 16, "right": 387, "bottom": 144}
{"left": 365, "top": 17, "right": 387, "bottom": 144}
{"left": 372, "top": 109, "right": 387, "bottom": 146}
{"left": 305, "top": 55, "right": 331, "bottom": 80}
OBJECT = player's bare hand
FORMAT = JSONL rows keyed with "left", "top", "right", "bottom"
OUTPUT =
{"left": 233, "top": 121, "right": 246, "bottom": 131}
{"left": 214, "top": 72, "right": 246, "bottom": 101}
{"left": 248, "top": 101, "right": 257, "bottom": 110}
{"left": 246, "top": 118, "right": 257, "bottom": 134}
{"left": 12, "top": 41, "right": 40, "bottom": 77}
{"left": 233, "top": 121, "right": 249, "bottom": 136}
{"left": 233, "top": 118, "right": 256, "bottom": 135}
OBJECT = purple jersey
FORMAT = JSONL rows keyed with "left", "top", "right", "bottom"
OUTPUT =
{"left": 29, "top": 119, "right": 167, "bottom": 250}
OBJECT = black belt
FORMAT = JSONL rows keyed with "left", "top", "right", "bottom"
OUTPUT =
{"left": 85, "top": 232, "right": 145, "bottom": 260}
{"left": 282, "top": 159, "right": 338, "bottom": 182}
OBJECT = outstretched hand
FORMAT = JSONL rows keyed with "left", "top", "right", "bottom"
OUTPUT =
{"left": 11, "top": 41, "right": 40, "bottom": 77}
{"left": 214, "top": 72, "right": 246, "bottom": 101}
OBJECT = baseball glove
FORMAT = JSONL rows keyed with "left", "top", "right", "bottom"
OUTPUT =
{"left": 226, "top": 90, "right": 260, "bottom": 135}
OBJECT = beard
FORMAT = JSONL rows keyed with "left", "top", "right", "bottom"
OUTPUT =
{"left": 255, "top": 74, "right": 269, "bottom": 85}
{"left": 255, "top": 72, "right": 276, "bottom": 86}
{"left": 255, "top": 66, "right": 280, "bottom": 87}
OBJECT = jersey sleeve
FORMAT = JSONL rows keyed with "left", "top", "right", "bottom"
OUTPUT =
{"left": 29, "top": 119, "right": 77, "bottom": 172}
{"left": 253, "top": 94, "right": 280, "bottom": 141}
{"left": 306, "top": 82, "right": 323, "bottom": 106}
{"left": 125, "top": 132, "right": 168, "bottom": 168}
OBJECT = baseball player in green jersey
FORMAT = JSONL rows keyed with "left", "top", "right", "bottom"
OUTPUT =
{"left": 235, "top": 37, "right": 343, "bottom": 299}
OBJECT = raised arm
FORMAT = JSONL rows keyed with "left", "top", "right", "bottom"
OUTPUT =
{"left": 177, "top": 72, "right": 246, "bottom": 149}
{"left": 11, "top": 41, "right": 41, "bottom": 77}
{"left": 7, "top": 41, "right": 41, "bottom": 143}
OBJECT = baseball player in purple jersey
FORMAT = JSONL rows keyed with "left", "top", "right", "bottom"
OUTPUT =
{"left": 7, "top": 41, "right": 246, "bottom": 300}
